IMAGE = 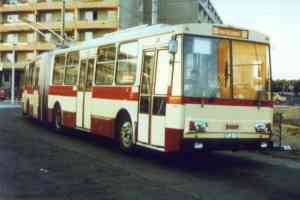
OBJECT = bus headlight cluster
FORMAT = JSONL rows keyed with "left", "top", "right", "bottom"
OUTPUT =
{"left": 255, "top": 122, "right": 272, "bottom": 133}
{"left": 189, "top": 120, "right": 208, "bottom": 132}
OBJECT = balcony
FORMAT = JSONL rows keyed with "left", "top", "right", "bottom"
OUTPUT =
{"left": 76, "top": 20, "right": 117, "bottom": 30}
{"left": 0, "top": 42, "right": 55, "bottom": 51}
{"left": 35, "top": 42, "right": 55, "bottom": 50}
{"left": 1, "top": 61, "right": 27, "bottom": 70}
{"left": 37, "top": 21, "right": 76, "bottom": 31}
{"left": 0, "top": 23, "right": 32, "bottom": 32}
{"left": 35, "top": 1, "right": 75, "bottom": 11}
{"left": 0, "top": 42, "right": 34, "bottom": 51}
{"left": 0, "top": 0, "right": 119, "bottom": 12}
{"left": 0, "top": 3, "right": 35, "bottom": 13}
{"left": 76, "top": 0, "right": 118, "bottom": 9}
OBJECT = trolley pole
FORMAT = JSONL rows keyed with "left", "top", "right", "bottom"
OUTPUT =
{"left": 61, "top": 0, "right": 66, "bottom": 47}
{"left": 11, "top": 43, "right": 16, "bottom": 104}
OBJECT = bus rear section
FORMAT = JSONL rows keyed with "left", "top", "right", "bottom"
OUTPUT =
{"left": 177, "top": 34, "right": 273, "bottom": 151}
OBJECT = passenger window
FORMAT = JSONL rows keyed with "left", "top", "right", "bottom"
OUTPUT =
{"left": 53, "top": 54, "right": 66, "bottom": 85}
{"left": 116, "top": 42, "right": 138, "bottom": 85}
{"left": 155, "top": 50, "right": 171, "bottom": 95}
{"left": 86, "top": 59, "right": 95, "bottom": 91}
{"left": 65, "top": 52, "right": 79, "bottom": 85}
{"left": 33, "top": 66, "right": 40, "bottom": 89}
{"left": 95, "top": 45, "right": 116, "bottom": 85}
{"left": 28, "top": 63, "right": 34, "bottom": 85}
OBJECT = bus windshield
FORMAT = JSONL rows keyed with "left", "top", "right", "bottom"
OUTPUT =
{"left": 183, "top": 35, "right": 271, "bottom": 101}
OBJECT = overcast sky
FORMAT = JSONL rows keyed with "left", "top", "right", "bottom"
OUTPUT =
{"left": 211, "top": 0, "right": 299, "bottom": 80}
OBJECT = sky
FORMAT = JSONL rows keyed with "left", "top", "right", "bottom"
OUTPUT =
{"left": 211, "top": 0, "right": 300, "bottom": 80}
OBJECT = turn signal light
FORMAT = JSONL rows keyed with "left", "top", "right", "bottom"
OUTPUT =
{"left": 189, "top": 121, "right": 208, "bottom": 132}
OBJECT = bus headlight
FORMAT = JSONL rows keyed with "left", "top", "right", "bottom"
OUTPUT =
{"left": 189, "top": 120, "right": 208, "bottom": 132}
{"left": 260, "top": 142, "right": 268, "bottom": 148}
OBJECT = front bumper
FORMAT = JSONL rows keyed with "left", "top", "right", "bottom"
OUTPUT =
{"left": 182, "top": 139, "right": 273, "bottom": 151}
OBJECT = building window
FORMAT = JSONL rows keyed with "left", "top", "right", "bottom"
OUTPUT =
{"left": 37, "top": 12, "right": 56, "bottom": 22}
{"left": 4, "top": 0, "right": 19, "bottom": 5}
{"left": 27, "top": 14, "right": 35, "bottom": 22}
{"left": 27, "top": 32, "right": 34, "bottom": 43}
{"left": 6, "top": 14, "right": 19, "bottom": 23}
{"left": 95, "top": 45, "right": 116, "bottom": 85}
{"left": 84, "top": 32, "right": 93, "bottom": 40}
{"left": 64, "top": 51, "right": 79, "bottom": 85}
{"left": 16, "top": 52, "right": 28, "bottom": 63}
{"left": 5, "top": 53, "right": 14, "bottom": 63}
{"left": 53, "top": 54, "right": 66, "bottom": 85}
{"left": 6, "top": 33, "right": 18, "bottom": 43}
{"left": 65, "top": 12, "right": 74, "bottom": 22}
{"left": 116, "top": 42, "right": 138, "bottom": 85}
{"left": 26, "top": 52, "right": 34, "bottom": 61}
{"left": 80, "top": 10, "right": 97, "bottom": 21}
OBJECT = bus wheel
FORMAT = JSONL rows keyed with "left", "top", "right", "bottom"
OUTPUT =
{"left": 118, "top": 118, "right": 134, "bottom": 152}
{"left": 53, "top": 105, "right": 63, "bottom": 131}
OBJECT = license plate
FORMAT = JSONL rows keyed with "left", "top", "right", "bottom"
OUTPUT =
{"left": 225, "top": 133, "right": 240, "bottom": 139}
{"left": 194, "top": 142, "right": 204, "bottom": 149}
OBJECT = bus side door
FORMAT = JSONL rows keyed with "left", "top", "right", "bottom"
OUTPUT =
{"left": 138, "top": 49, "right": 171, "bottom": 147}
{"left": 76, "top": 58, "right": 95, "bottom": 129}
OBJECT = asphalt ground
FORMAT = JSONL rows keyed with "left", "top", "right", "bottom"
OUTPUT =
{"left": 0, "top": 107, "right": 300, "bottom": 200}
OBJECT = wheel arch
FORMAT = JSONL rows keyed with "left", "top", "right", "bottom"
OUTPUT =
{"left": 115, "top": 108, "right": 132, "bottom": 125}
{"left": 53, "top": 101, "right": 61, "bottom": 111}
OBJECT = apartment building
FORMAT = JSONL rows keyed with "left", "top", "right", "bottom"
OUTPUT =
{"left": 0, "top": 0, "right": 118, "bottom": 96}
{"left": 0, "top": 0, "right": 221, "bottom": 98}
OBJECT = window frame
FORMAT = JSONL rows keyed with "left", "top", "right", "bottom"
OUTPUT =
{"left": 115, "top": 40, "right": 139, "bottom": 86}
{"left": 94, "top": 44, "right": 117, "bottom": 86}
{"left": 64, "top": 51, "right": 80, "bottom": 86}
{"left": 182, "top": 34, "right": 272, "bottom": 100}
{"left": 52, "top": 53, "right": 66, "bottom": 85}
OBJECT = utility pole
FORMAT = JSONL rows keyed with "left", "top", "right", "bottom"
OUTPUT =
{"left": 152, "top": 0, "right": 159, "bottom": 25}
{"left": 61, "top": 0, "right": 66, "bottom": 47}
{"left": 11, "top": 43, "right": 16, "bottom": 104}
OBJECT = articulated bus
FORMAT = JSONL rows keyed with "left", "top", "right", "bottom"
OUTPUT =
{"left": 22, "top": 23, "right": 273, "bottom": 153}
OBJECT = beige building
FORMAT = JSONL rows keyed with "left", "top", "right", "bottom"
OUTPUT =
{"left": 0, "top": 0, "right": 118, "bottom": 96}
{"left": 0, "top": 0, "right": 221, "bottom": 98}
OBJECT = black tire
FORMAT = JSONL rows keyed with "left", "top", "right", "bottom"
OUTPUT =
{"left": 118, "top": 117, "right": 135, "bottom": 152}
{"left": 53, "top": 105, "right": 63, "bottom": 132}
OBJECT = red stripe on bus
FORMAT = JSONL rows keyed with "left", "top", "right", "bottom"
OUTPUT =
{"left": 62, "top": 111, "right": 76, "bottom": 129}
{"left": 92, "top": 86, "right": 138, "bottom": 101}
{"left": 48, "top": 85, "right": 77, "bottom": 97}
{"left": 25, "top": 85, "right": 34, "bottom": 94}
{"left": 168, "top": 96, "right": 273, "bottom": 108}
{"left": 91, "top": 116, "right": 115, "bottom": 139}
{"left": 165, "top": 128, "right": 183, "bottom": 153}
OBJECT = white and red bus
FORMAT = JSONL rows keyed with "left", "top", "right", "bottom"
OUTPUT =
{"left": 22, "top": 23, "right": 273, "bottom": 152}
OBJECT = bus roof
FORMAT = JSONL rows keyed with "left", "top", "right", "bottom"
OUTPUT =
{"left": 53, "top": 23, "right": 270, "bottom": 55}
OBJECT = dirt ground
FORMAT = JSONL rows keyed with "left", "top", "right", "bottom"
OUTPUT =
{"left": 273, "top": 106, "right": 300, "bottom": 151}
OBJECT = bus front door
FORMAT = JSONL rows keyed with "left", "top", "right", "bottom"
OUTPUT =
{"left": 138, "top": 49, "right": 171, "bottom": 147}
{"left": 76, "top": 58, "right": 95, "bottom": 129}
